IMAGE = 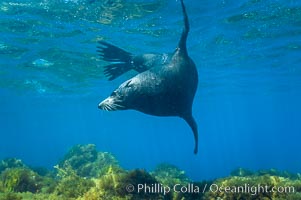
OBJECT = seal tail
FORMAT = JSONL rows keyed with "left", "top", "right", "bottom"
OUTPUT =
{"left": 97, "top": 41, "right": 133, "bottom": 80}
{"left": 177, "top": 0, "right": 189, "bottom": 57}
{"left": 183, "top": 115, "right": 198, "bottom": 154}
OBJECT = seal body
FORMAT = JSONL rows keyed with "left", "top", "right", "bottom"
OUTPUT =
{"left": 101, "top": 56, "right": 197, "bottom": 114}
{"left": 98, "top": 0, "right": 199, "bottom": 154}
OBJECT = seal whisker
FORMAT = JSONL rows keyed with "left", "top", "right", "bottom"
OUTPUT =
{"left": 109, "top": 103, "right": 116, "bottom": 108}
{"left": 112, "top": 103, "right": 123, "bottom": 110}
{"left": 106, "top": 104, "right": 115, "bottom": 111}
{"left": 113, "top": 99, "right": 123, "bottom": 103}
{"left": 103, "top": 105, "right": 108, "bottom": 111}
{"left": 113, "top": 103, "right": 125, "bottom": 109}
{"left": 103, "top": 104, "right": 111, "bottom": 111}
{"left": 103, "top": 104, "right": 110, "bottom": 111}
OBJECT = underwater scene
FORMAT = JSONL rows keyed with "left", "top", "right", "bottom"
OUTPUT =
{"left": 0, "top": 0, "right": 301, "bottom": 199}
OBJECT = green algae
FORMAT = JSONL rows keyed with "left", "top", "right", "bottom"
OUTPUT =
{"left": 151, "top": 163, "right": 191, "bottom": 187}
{"left": 0, "top": 158, "right": 25, "bottom": 174}
{"left": 1, "top": 167, "right": 43, "bottom": 193}
{"left": 0, "top": 144, "right": 300, "bottom": 200}
{"left": 55, "top": 174, "right": 95, "bottom": 199}
{"left": 204, "top": 173, "right": 301, "bottom": 200}
{"left": 80, "top": 168, "right": 163, "bottom": 200}
{"left": 0, "top": 192, "right": 22, "bottom": 200}
{"left": 58, "top": 144, "right": 119, "bottom": 178}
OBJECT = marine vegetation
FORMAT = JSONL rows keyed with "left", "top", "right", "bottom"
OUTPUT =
{"left": 230, "top": 167, "right": 254, "bottom": 177}
{"left": 1, "top": 167, "right": 43, "bottom": 193}
{"left": 151, "top": 163, "right": 191, "bottom": 187}
{"left": 0, "top": 144, "right": 300, "bottom": 200}
{"left": 55, "top": 172, "right": 95, "bottom": 199}
{"left": 81, "top": 168, "right": 165, "bottom": 200}
{"left": 203, "top": 168, "right": 301, "bottom": 200}
{"left": 57, "top": 144, "right": 119, "bottom": 178}
{"left": 0, "top": 158, "right": 25, "bottom": 173}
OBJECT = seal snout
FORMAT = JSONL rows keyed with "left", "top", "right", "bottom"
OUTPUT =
{"left": 98, "top": 102, "right": 103, "bottom": 109}
{"left": 98, "top": 99, "right": 108, "bottom": 110}
{"left": 98, "top": 96, "right": 125, "bottom": 111}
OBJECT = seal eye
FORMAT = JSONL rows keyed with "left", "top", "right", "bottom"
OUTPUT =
{"left": 125, "top": 80, "right": 132, "bottom": 88}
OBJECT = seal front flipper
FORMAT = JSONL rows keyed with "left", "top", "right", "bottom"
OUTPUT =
{"left": 183, "top": 115, "right": 198, "bottom": 154}
{"left": 176, "top": 0, "right": 199, "bottom": 154}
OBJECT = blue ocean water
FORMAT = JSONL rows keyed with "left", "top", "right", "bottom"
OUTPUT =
{"left": 0, "top": 0, "right": 300, "bottom": 181}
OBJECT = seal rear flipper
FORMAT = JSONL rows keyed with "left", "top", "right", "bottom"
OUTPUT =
{"left": 183, "top": 115, "right": 198, "bottom": 154}
{"left": 97, "top": 41, "right": 133, "bottom": 62}
{"left": 174, "top": 0, "right": 189, "bottom": 58}
{"left": 97, "top": 41, "right": 134, "bottom": 80}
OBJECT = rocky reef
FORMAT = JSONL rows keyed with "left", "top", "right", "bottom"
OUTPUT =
{"left": 0, "top": 144, "right": 300, "bottom": 200}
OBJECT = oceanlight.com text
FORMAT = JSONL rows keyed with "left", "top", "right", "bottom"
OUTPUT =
{"left": 125, "top": 183, "right": 295, "bottom": 196}
{"left": 209, "top": 183, "right": 295, "bottom": 196}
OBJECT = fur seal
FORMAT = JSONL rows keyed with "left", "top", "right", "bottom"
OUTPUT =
{"left": 98, "top": 0, "right": 199, "bottom": 154}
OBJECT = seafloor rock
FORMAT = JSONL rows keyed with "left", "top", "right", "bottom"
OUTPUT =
{"left": 256, "top": 168, "right": 301, "bottom": 180}
{"left": 0, "top": 192, "right": 22, "bottom": 200}
{"left": 1, "top": 167, "right": 43, "bottom": 193}
{"left": 80, "top": 168, "right": 165, "bottom": 200}
{"left": 57, "top": 144, "right": 119, "bottom": 178}
{"left": 151, "top": 163, "right": 191, "bottom": 187}
{"left": 0, "top": 158, "right": 25, "bottom": 174}
{"left": 230, "top": 167, "right": 254, "bottom": 177}
{"left": 55, "top": 173, "right": 95, "bottom": 199}
{"left": 203, "top": 173, "right": 301, "bottom": 200}
{"left": 0, "top": 158, "right": 57, "bottom": 198}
